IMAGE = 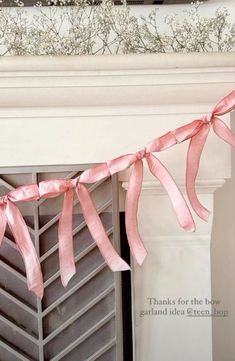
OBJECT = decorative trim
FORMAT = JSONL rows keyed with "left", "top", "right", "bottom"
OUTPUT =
{"left": 122, "top": 179, "right": 227, "bottom": 195}
{"left": 0, "top": 104, "right": 222, "bottom": 118}
{"left": 0, "top": 53, "right": 234, "bottom": 108}
{"left": 0, "top": 52, "right": 234, "bottom": 71}
{"left": 0, "top": 66, "right": 234, "bottom": 88}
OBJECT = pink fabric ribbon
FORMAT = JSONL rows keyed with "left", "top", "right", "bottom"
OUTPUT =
{"left": 80, "top": 147, "right": 195, "bottom": 266}
{"left": 39, "top": 179, "right": 76, "bottom": 287}
{"left": 0, "top": 184, "right": 43, "bottom": 299}
{"left": 184, "top": 90, "right": 235, "bottom": 221}
{"left": 39, "top": 179, "right": 77, "bottom": 287}
{"left": 39, "top": 178, "right": 130, "bottom": 286}
{"left": 75, "top": 182, "right": 130, "bottom": 271}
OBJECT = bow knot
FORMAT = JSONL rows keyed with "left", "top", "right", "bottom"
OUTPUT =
{"left": 66, "top": 177, "right": 79, "bottom": 190}
{"left": 201, "top": 111, "right": 214, "bottom": 123}
{"left": 170, "top": 129, "right": 181, "bottom": 144}
{"left": 136, "top": 148, "right": 148, "bottom": 160}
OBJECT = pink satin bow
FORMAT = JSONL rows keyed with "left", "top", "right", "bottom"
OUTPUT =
{"left": 184, "top": 90, "right": 235, "bottom": 221}
{"left": 80, "top": 148, "right": 195, "bottom": 266}
{"left": 0, "top": 184, "right": 43, "bottom": 298}
{"left": 39, "top": 178, "right": 130, "bottom": 287}
{"left": 146, "top": 91, "right": 235, "bottom": 222}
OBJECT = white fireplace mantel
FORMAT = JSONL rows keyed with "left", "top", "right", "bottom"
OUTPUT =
{"left": 0, "top": 52, "right": 235, "bottom": 361}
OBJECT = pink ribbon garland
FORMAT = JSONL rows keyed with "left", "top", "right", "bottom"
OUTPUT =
{"left": 0, "top": 184, "right": 43, "bottom": 299}
{"left": 0, "top": 90, "right": 234, "bottom": 298}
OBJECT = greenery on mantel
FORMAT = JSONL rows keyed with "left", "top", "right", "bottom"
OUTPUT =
{"left": 0, "top": 1, "right": 234, "bottom": 56}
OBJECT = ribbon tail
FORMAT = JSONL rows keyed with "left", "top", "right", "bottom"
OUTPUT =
{"left": 5, "top": 200, "right": 43, "bottom": 299}
{"left": 0, "top": 208, "right": 7, "bottom": 246}
{"left": 186, "top": 123, "right": 211, "bottom": 221}
{"left": 146, "top": 153, "right": 195, "bottom": 232}
{"left": 125, "top": 159, "right": 147, "bottom": 265}
{"left": 213, "top": 118, "right": 235, "bottom": 148}
{"left": 58, "top": 189, "right": 76, "bottom": 287}
{"left": 76, "top": 184, "right": 130, "bottom": 272}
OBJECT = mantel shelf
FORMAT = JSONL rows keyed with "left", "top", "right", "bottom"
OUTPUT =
{"left": 0, "top": 52, "right": 234, "bottom": 108}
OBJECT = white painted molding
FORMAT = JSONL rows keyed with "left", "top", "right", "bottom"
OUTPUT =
{"left": 0, "top": 53, "right": 234, "bottom": 108}
{"left": 122, "top": 179, "right": 226, "bottom": 195}
{"left": 0, "top": 52, "right": 234, "bottom": 71}
{"left": 0, "top": 104, "right": 223, "bottom": 118}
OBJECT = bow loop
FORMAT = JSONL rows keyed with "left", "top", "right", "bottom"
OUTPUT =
{"left": 39, "top": 179, "right": 72, "bottom": 198}
{"left": 174, "top": 120, "right": 205, "bottom": 143}
{"left": 107, "top": 154, "right": 137, "bottom": 174}
{"left": 80, "top": 154, "right": 137, "bottom": 184}
{"left": 7, "top": 184, "right": 40, "bottom": 203}
{"left": 147, "top": 120, "right": 204, "bottom": 153}
{"left": 0, "top": 184, "right": 39, "bottom": 208}
{"left": 79, "top": 163, "right": 110, "bottom": 184}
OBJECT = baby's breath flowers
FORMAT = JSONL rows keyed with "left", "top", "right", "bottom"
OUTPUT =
{"left": 0, "top": 1, "right": 234, "bottom": 56}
